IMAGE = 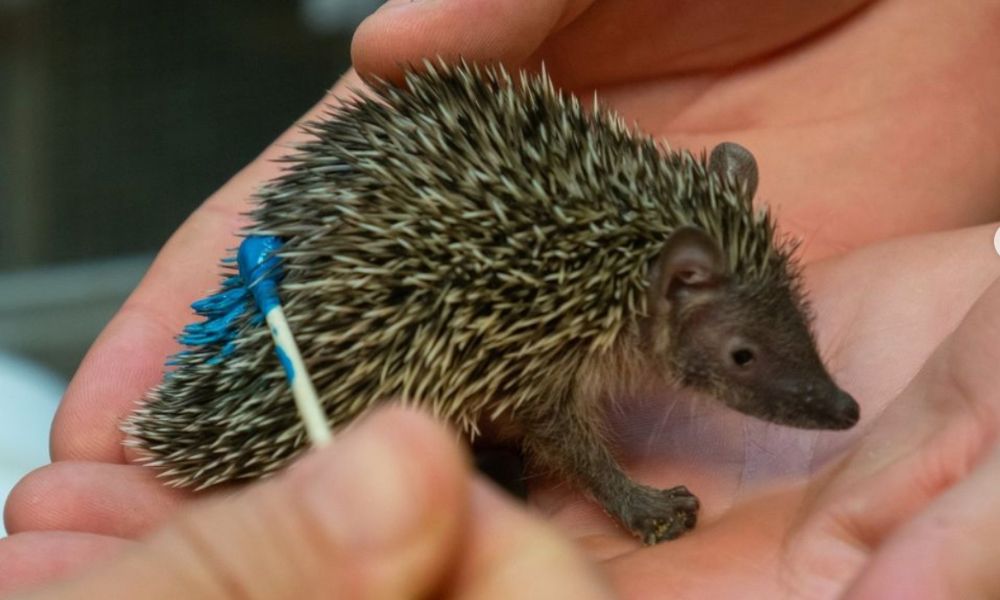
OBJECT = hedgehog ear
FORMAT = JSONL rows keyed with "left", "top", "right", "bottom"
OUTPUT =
{"left": 650, "top": 227, "right": 727, "bottom": 315}
{"left": 709, "top": 142, "right": 758, "bottom": 200}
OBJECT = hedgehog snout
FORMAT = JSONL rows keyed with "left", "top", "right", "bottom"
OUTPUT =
{"left": 818, "top": 388, "right": 860, "bottom": 429}
{"left": 790, "top": 381, "right": 860, "bottom": 430}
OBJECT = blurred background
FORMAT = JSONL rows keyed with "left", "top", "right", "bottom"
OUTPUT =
{"left": 0, "top": 0, "right": 379, "bottom": 534}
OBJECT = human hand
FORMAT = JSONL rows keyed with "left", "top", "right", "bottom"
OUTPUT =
{"left": 1, "top": 408, "right": 611, "bottom": 598}
{"left": 5, "top": 1, "right": 1000, "bottom": 597}
{"left": 349, "top": 6, "right": 1000, "bottom": 593}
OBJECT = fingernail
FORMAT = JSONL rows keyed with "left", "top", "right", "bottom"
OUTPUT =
{"left": 377, "top": 0, "right": 432, "bottom": 12}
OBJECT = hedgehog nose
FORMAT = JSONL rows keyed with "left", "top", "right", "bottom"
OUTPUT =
{"left": 828, "top": 389, "right": 860, "bottom": 429}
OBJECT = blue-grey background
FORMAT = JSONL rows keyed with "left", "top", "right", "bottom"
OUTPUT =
{"left": 0, "top": 0, "right": 379, "bottom": 535}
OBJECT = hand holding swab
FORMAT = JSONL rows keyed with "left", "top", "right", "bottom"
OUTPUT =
{"left": 238, "top": 235, "right": 332, "bottom": 446}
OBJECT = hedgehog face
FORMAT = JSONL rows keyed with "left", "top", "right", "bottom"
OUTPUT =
{"left": 646, "top": 227, "right": 859, "bottom": 431}
{"left": 674, "top": 286, "right": 858, "bottom": 430}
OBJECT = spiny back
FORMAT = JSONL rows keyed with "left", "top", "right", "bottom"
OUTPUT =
{"left": 125, "top": 61, "right": 786, "bottom": 489}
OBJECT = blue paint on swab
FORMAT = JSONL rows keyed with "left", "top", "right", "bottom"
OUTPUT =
{"left": 275, "top": 346, "right": 295, "bottom": 383}
{"left": 236, "top": 235, "right": 284, "bottom": 315}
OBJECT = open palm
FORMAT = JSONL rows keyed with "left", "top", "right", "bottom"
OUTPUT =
{"left": 4, "top": 0, "right": 1000, "bottom": 596}
{"left": 530, "top": 225, "right": 1000, "bottom": 597}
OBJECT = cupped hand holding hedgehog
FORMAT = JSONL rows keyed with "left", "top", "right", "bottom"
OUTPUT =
{"left": 5, "top": 0, "right": 1000, "bottom": 597}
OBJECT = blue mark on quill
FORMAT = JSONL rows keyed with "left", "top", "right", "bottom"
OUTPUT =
{"left": 172, "top": 235, "right": 285, "bottom": 367}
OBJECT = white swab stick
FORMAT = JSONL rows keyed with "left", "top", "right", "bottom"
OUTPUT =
{"left": 239, "top": 234, "right": 332, "bottom": 447}
{"left": 265, "top": 305, "right": 332, "bottom": 446}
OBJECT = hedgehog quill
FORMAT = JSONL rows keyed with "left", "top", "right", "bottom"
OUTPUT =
{"left": 124, "top": 61, "right": 859, "bottom": 545}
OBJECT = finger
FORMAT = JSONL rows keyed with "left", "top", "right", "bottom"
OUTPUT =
{"left": 805, "top": 223, "right": 1000, "bottom": 417}
{"left": 4, "top": 461, "right": 189, "bottom": 538}
{"left": 833, "top": 272, "right": 1000, "bottom": 517}
{"left": 35, "top": 408, "right": 469, "bottom": 599}
{"left": 447, "top": 479, "right": 614, "bottom": 599}
{"left": 351, "top": 0, "right": 593, "bottom": 82}
{"left": 786, "top": 273, "right": 1000, "bottom": 585}
{"left": 352, "top": 0, "right": 872, "bottom": 89}
{"left": 533, "top": 0, "right": 874, "bottom": 88}
{"left": 843, "top": 444, "right": 1000, "bottom": 600}
{"left": 51, "top": 70, "right": 366, "bottom": 463}
{"left": 0, "top": 531, "right": 132, "bottom": 596}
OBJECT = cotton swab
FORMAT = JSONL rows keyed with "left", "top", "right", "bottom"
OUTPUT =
{"left": 237, "top": 235, "right": 332, "bottom": 446}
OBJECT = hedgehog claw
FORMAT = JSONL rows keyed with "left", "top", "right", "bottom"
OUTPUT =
{"left": 623, "top": 485, "right": 700, "bottom": 545}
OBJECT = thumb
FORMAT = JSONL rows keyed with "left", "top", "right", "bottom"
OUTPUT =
{"left": 351, "top": 0, "right": 594, "bottom": 82}
{"left": 31, "top": 408, "right": 469, "bottom": 599}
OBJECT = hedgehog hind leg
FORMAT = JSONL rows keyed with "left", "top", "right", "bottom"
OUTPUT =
{"left": 520, "top": 400, "right": 699, "bottom": 545}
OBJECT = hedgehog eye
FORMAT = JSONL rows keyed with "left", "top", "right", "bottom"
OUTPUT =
{"left": 730, "top": 348, "right": 755, "bottom": 368}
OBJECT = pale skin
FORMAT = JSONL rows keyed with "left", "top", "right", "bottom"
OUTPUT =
{"left": 4, "top": 0, "right": 1000, "bottom": 597}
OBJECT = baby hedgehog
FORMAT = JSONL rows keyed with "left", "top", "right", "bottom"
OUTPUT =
{"left": 125, "top": 60, "right": 859, "bottom": 545}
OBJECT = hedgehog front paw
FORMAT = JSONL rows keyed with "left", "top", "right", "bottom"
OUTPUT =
{"left": 623, "top": 485, "right": 699, "bottom": 545}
